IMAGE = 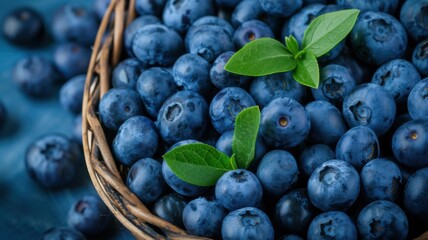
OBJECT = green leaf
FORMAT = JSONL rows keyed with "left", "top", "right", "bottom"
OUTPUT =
{"left": 302, "top": 9, "right": 360, "bottom": 57}
{"left": 232, "top": 106, "right": 261, "bottom": 169}
{"left": 285, "top": 35, "right": 299, "bottom": 55}
{"left": 230, "top": 154, "right": 238, "bottom": 170}
{"left": 224, "top": 38, "right": 297, "bottom": 76}
{"left": 292, "top": 51, "right": 319, "bottom": 88}
{"left": 163, "top": 143, "right": 234, "bottom": 186}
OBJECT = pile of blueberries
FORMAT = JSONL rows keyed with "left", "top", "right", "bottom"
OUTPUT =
{"left": 4, "top": 0, "right": 428, "bottom": 239}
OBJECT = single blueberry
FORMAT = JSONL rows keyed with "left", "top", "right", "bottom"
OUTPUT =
{"left": 357, "top": 200, "right": 408, "bottom": 240}
{"left": 126, "top": 158, "right": 167, "bottom": 205}
{"left": 337, "top": 0, "right": 399, "bottom": 14}
{"left": 59, "top": 75, "right": 86, "bottom": 115}
{"left": 68, "top": 195, "right": 112, "bottom": 236}
{"left": 274, "top": 188, "right": 317, "bottom": 235}
{"left": 305, "top": 100, "right": 348, "bottom": 145}
{"left": 371, "top": 59, "right": 421, "bottom": 108}
{"left": 350, "top": 11, "right": 407, "bottom": 66}
{"left": 25, "top": 134, "right": 81, "bottom": 189}
{"left": 98, "top": 88, "right": 144, "bottom": 131}
{"left": 256, "top": 150, "right": 299, "bottom": 197}
{"left": 191, "top": 16, "right": 235, "bottom": 38}
{"left": 51, "top": 4, "right": 99, "bottom": 45}
{"left": 400, "top": 0, "right": 428, "bottom": 42}
{"left": 111, "top": 58, "right": 145, "bottom": 89}
{"left": 307, "top": 160, "right": 360, "bottom": 211}
{"left": 232, "top": 20, "right": 274, "bottom": 49}
{"left": 250, "top": 72, "right": 307, "bottom": 108}
{"left": 259, "top": 0, "right": 303, "bottom": 17}
{"left": 408, "top": 78, "right": 428, "bottom": 120}
{"left": 215, "top": 169, "right": 263, "bottom": 211}
{"left": 299, "top": 144, "right": 335, "bottom": 178}
{"left": 360, "top": 158, "right": 402, "bottom": 202}
{"left": 231, "top": 0, "right": 264, "bottom": 28}
{"left": 404, "top": 167, "right": 428, "bottom": 221}
{"left": 41, "top": 227, "right": 86, "bottom": 240}
{"left": 412, "top": 39, "right": 428, "bottom": 77}
{"left": 152, "top": 193, "right": 187, "bottom": 229}
{"left": 12, "top": 55, "right": 60, "bottom": 98}
{"left": 135, "top": 0, "right": 166, "bottom": 16}
{"left": 136, "top": 67, "right": 178, "bottom": 118}
{"left": 53, "top": 42, "right": 92, "bottom": 80}
{"left": 113, "top": 116, "right": 158, "bottom": 166}
{"left": 392, "top": 119, "right": 428, "bottom": 170}
{"left": 209, "top": 87, "right": 256, "bottom": 134}
{"left": 222, "top": 207, "right": 274, "bottom": 240}
{"left": 132, "top": 24, "right": 184, "bottom": 67}
{"left": 123, "top": 15, "right": 161, "bottom": 57}
{"left": 342, "top": 83, "right": 396, "bottom": 136}
{"left": 335, "top": 126, "right": 380, "bottom": 171}
{"left": 2, "top": 7, "right": 45, "bottom": 46}
{"left": 157, "top": 90, "right": 208, "bottom": 145}
{"left": 182, "top": 197, "right": 227, "bottom": 238}
{"left": 210, "top": 51, "right": 250, "bottom": 89}
{"left": 260, "top": 97, "right": 310, "bottom": 148}
{"left": 307, "top": 211, "right": 357, "bottom": 240}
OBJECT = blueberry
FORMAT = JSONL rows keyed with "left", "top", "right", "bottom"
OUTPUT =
{"left": 215, "top": 130, "right": 267, "bottom": 170}
{"left": 336, "top": 0, "right": 399, "bottom": 14}
{"left": 282, "top": 3, "right": 325, "bottom": 44}
{"left": 162, "top": 0, "right": 216, "bottom": 33}
{"left": 136, "top": 67, "right": 177, "bottom": 118}
{"left": 400, "top": 0, "right": 428, "bottom": 42}
{"left": 311, "top": 64, "right": 356, "bottom": 106}
{"left": 335, "top": 126, "right": 380, "bottom": 171}
{"left": 215, "top": 169, "right": 263, "bottom": 211}
{"left": 360, "top": 158, "right": 402, "bottom": 202}
{"left": 221, "top": 207, "right": 274, "bottom": 240}
{"left": 135, "top": 0, "right": 166, "bottom": 16}
{"left": 172, "top": 53, "right": 214, "bottom": 96}
{"left": 232, "top": 20, "right": 274, "bottom": 49}
{"left": 350, "top": 11, "right": 407, "bottom": 66}
{"left": 0, "top": 100, "right": 6, "bottom": 129}
{"left": 2, "top": 7, "right": 45, "bottom": 46}
{"left": 182, "top": 197, "right": 227, "bottom": 238}
{"left": 260, "top": 97, "right": 310, "bottom": 148}
{"left": 157, "top": 90, "right": 208, "bottom": 145}
{"left": 41, "top": 227, "right": 86, "bottom": 240}
{"left": 126, "top": 158, "right": 166, "bottom": 205}
{"left": 231, "top": 0, "right": 264, "bottom": 28}
{"left": 216, "top": 0, "right": 241, "bottom": 9}
{"left": 299, "top": 144, "right": 335, "bottom": 178}
{"left": 98, "top": 88, "right": 144, "bottom": 131}
{"left": 152, "top": 193, "right": 187, "bottom": 228}
{"left": 357, "top": 200, "right": 408, "bottom": 240}
{"left": 113, "top": 116, "right": 158, "bottom": 166}
{"left": 256, "top": 150, "right": 299, "bottom": 197}
{"left": 408, "top": 78, "right": 428, "bottom": 120}
{"left": 305, "top": 101, "right": 347, "bottom": 145}
{"left": 25, "top": 134, "right": 81, "bottom": 189}
{"left": 274, "top": 188, "right": 317, "bottom": 235}
{"left": 53, "top": 42, "right": 92, "bottom": 80}
{"left": 68, "top": 195, "right": 112, "bottom": 236}
{"left": 185, "top": 24, "right": 234, "bottom": 63}
{"left": 72, "top": 115, "right": 82, "bottom": 145}
{"left": 12, "top": 55, "right": 60, "bottom": 98}
{"left": 371, "top": 59, "right": 421, "bottom": 108}
{"left": 279, "top": 234, "right": 304, "bottom": 240}
{"left": 342, "top": 83, "right": 396, "bottom": 136}
{"left": 259, "top": 0, "right": 303, "bottom": 18}
{"left": 132, "top": 24, "right": 184, "bottom": 67}
{"left": 51, "top": 4, "right": 99, "bottom": 45}
{"left": 250, "top": 72, "right": 307, "bottom": 108}
{"left": 412, "top": 39, "right": 428, "bottom": 77}
{"left": 210, "top": 51, "right": 250, "bottom": 89}
{"left": 59, "top": 75, "right": 86, "bottom": 115}
{"left": 308, "top": 160, "right": 360, "bottom": 211}
{"left": 112, "top": 58, "right": 145, "bottom": 89}
{"left": 307, "top": 211, "right": 357, "bottom": 240}
{"left": 392, "top": 119, "right": 428, "bottom": 170}
{"left": 191, "top": 16, "right": 235, "bottom": 38}
{"left": 404, "top": 167, "right": 428, "bottom": 221}
{"left": 123, "top": 15, "right": 161, "bottom": 57}
{"left": 209, "top": 87, "right": 256, "bottom": 134}
{"left": 328, "top": 46, "right": 370, "bottom": 85}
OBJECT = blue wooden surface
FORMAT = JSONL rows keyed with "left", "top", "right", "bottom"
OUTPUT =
{"left": 0, "top": 0, "right": 133, "bottom": 239}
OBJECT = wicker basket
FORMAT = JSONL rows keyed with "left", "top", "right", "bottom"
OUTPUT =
{"left": 82, "top": 0, "right": 428, "bottom": 239}
{"left": 81, "top": 0, "right": 206, "bottom": 239}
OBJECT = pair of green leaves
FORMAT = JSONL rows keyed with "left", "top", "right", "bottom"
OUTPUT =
{"left": 163, "top": 106, "right": 260, "bottom": 186}
{"left": 224, "top": 9, "right": 360, "bottom": 88}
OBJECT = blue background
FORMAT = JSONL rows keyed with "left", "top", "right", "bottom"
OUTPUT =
{"left": 0, "top": 0, "right": 133, "bottom": 239}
